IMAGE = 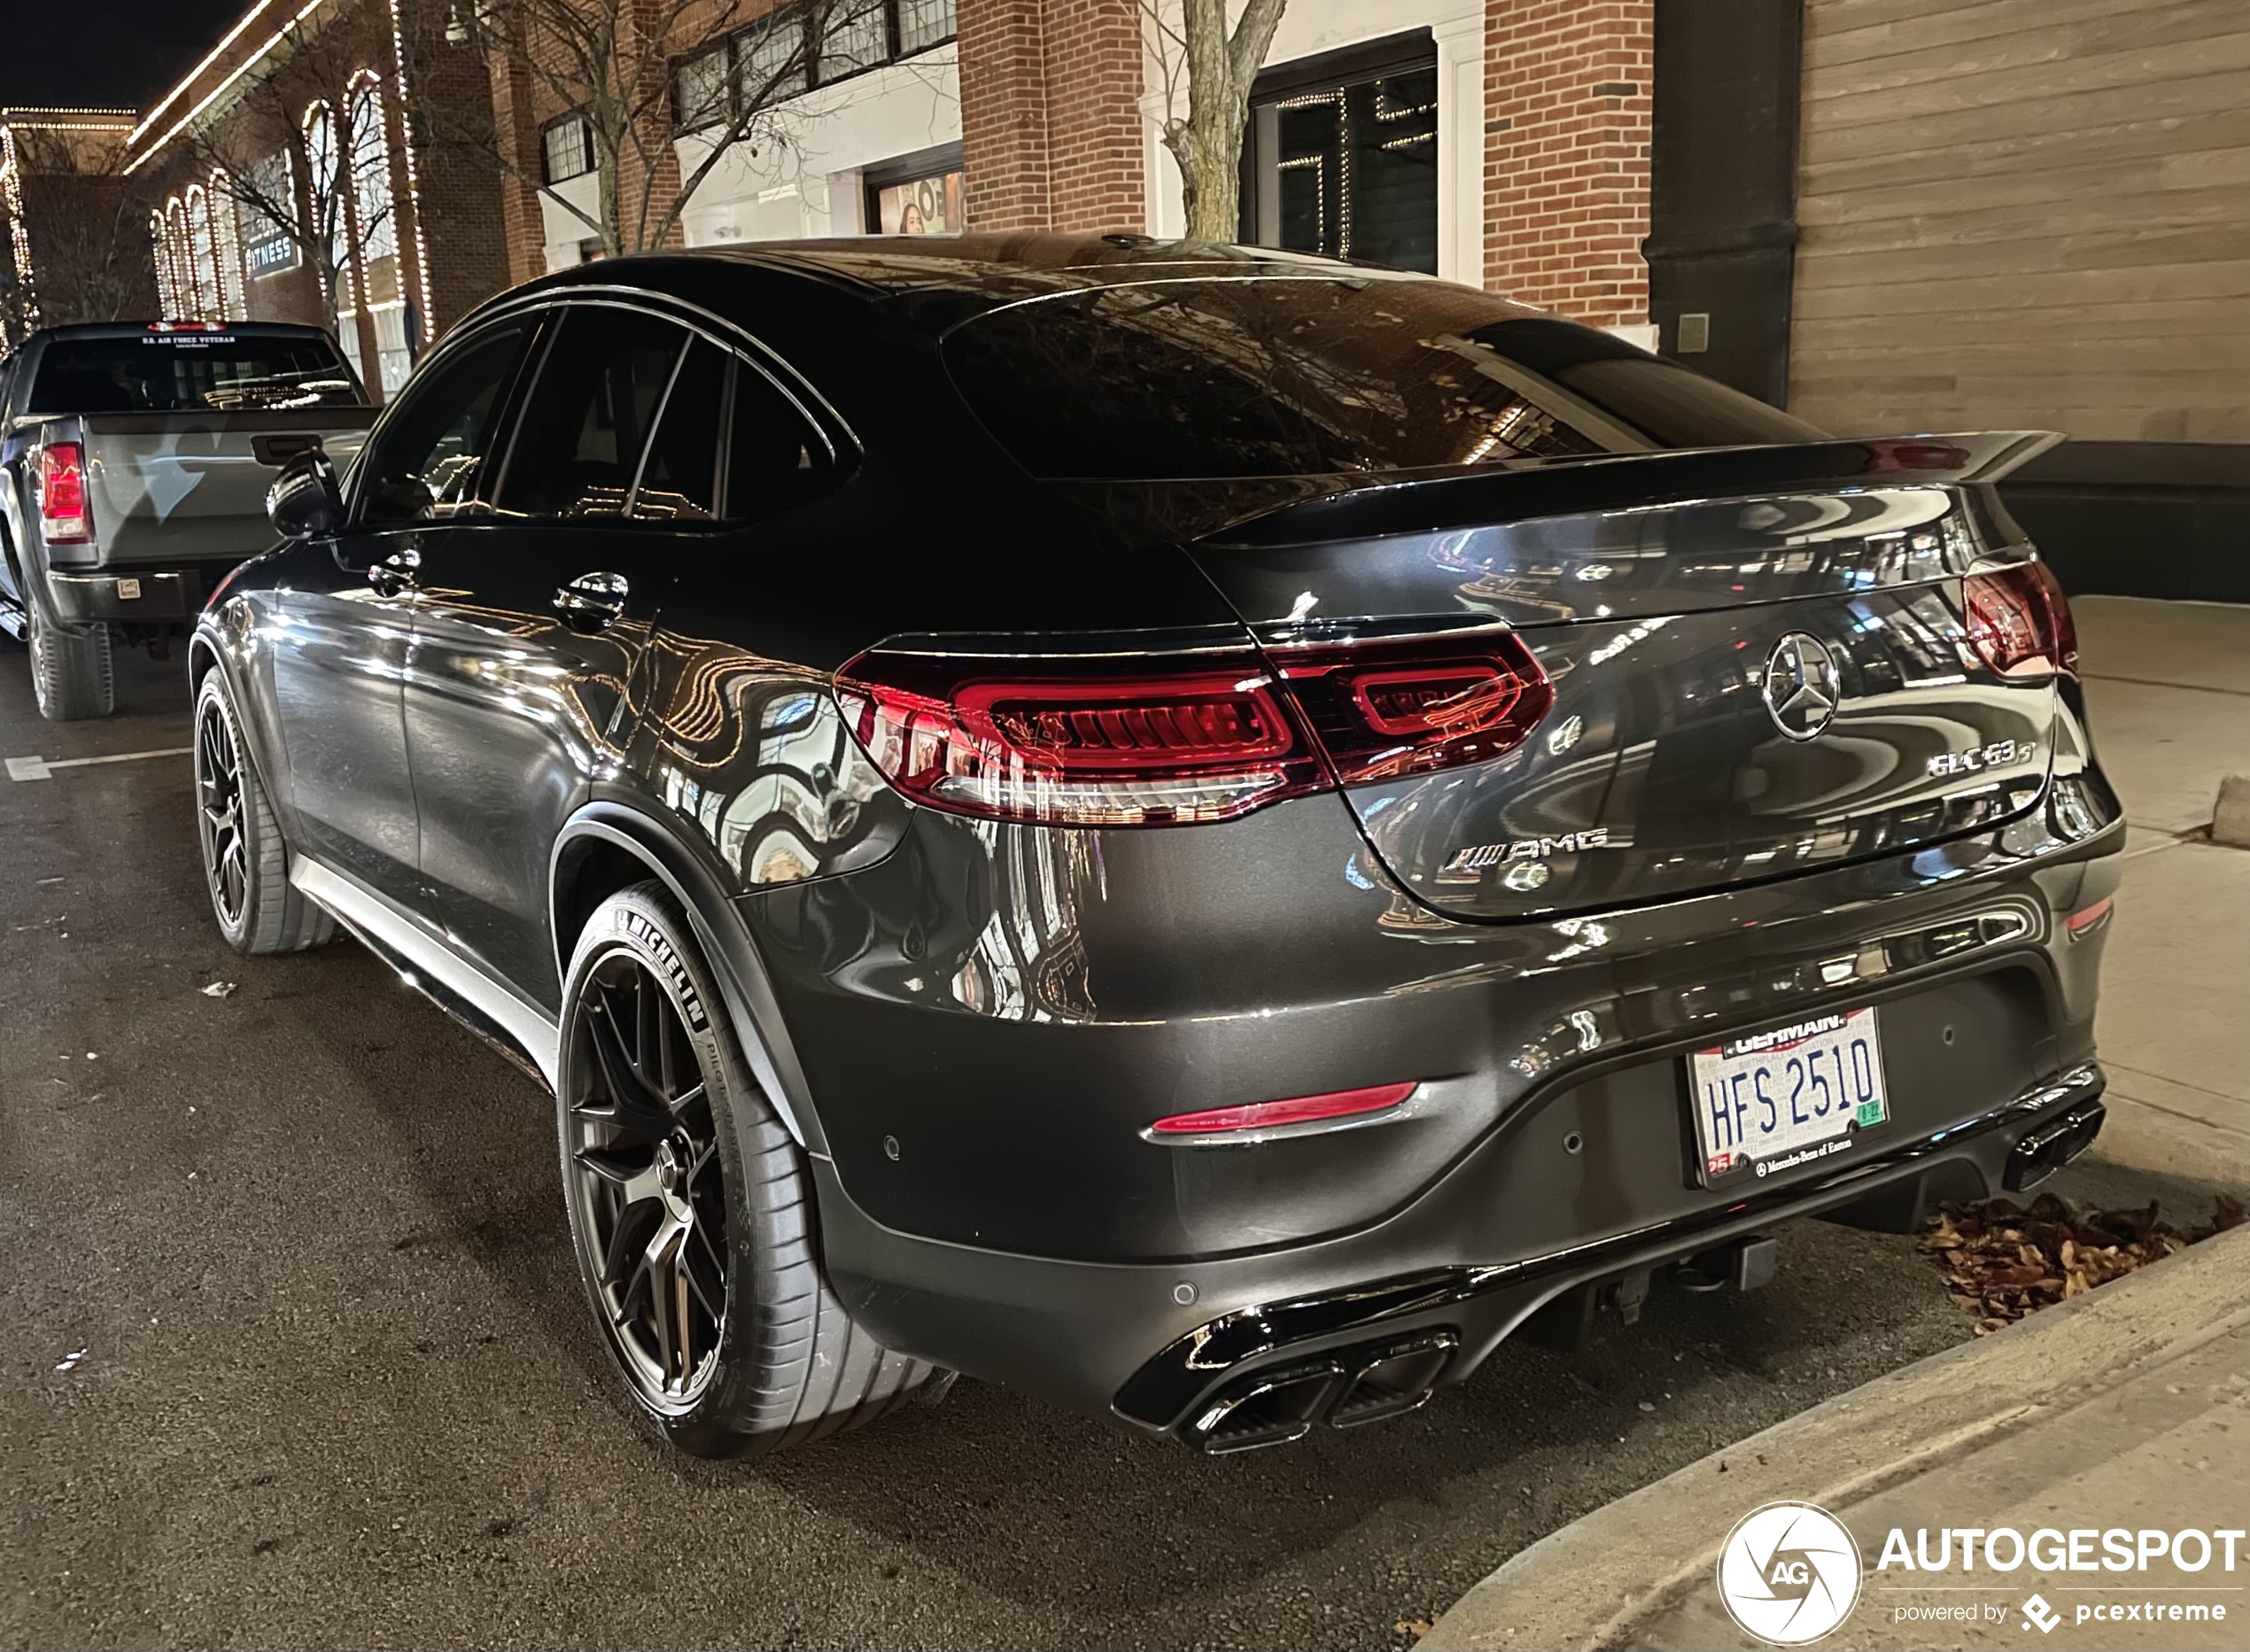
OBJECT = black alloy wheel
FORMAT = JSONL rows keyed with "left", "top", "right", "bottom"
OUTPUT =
{"left": 190, "top": 672, "right": 334, "bottom": 954}
{"left": 195, "top": 688, "right": 251, "bottom": 932}
{"left": 562, "top": 948, "right": 730, "bottom": 1411}
{"left": 555, "top": 884, "right": 935, "bottom": 1456}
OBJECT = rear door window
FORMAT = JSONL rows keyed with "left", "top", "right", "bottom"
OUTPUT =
{"left": 719, "top": 354, "right": 834, "bottom": 520}
{"left": 631, "top": 339, "right": 725, "bottom": 522}
{"left": 28, "top": 332, "right": 363, "bottom": 413}
{"left": 494, "top": 306, "right": 686, "bottom": 520}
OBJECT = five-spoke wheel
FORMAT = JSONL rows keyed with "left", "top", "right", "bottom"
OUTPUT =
{"left": 195, "top": 688, "right": 250, "bottom": 932}
{"left": 562, "top": 948, "right": 729, "bottom": 1410}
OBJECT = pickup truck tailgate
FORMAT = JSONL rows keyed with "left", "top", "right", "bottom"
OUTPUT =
{"left": 81, "top": 409, "right": 376, "bottom": 563}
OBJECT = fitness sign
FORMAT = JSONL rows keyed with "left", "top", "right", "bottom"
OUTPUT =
{"left": 1714, "top": 1501, "right": 2246, "bottom": 1646}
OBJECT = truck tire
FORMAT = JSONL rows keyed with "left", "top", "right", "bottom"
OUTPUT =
{"left": 28, "top": 609, "right": 113, "bottom": 720}
{"left": 555, "top": 882, "right": 935, "bottom": 1457}
{"left": 192, "top": 672, "right": 337, "bottom": 953}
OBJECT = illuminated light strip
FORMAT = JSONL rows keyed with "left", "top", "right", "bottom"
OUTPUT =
{"left": 126, "top": 0, "right": 329, "bottom": 176}
{"left": 128, "top": 0, "right": 289, "bottom": 145}
{"left": 384, "top": 0, "right": 437, "bottom": 346}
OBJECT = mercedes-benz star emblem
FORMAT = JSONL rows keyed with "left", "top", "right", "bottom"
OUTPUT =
{"left": 1761, "top": 633, "right": 1843, "bottom": 741}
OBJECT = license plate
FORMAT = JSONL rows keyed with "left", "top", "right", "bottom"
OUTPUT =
{"left": 1688, "top": 1006, "right": 1890, "bottom": 1183}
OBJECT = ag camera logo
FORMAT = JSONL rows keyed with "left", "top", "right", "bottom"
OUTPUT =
{"left": 1717, "top": 1501, "right": 1864, "bottom": 1645}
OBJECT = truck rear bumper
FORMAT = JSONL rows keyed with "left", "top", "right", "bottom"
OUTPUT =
{"left": 46, "top": 568, "right": 206, "bottom": 624}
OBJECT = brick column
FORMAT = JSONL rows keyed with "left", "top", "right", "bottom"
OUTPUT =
{"left": 1482, "top": 0, "right": 1653, "bottom": 327}
{"left": 958, "top": 0, "right": 1052, "bottom": 230}
{"left": 958, "top": 0, "right": 1144, "bottom": 234}
{"left": 1039, "top": 0, "right": 1144, "bottom": 232}
{"left": 488, "top": 58, "right": 549, "bottom": 284}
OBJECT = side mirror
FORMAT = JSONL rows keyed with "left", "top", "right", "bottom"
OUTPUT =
{"left": 266, "top": 447, "right": 345, "bottom": 540}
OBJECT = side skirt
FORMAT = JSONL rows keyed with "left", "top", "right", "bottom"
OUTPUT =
{"left": 290, "top": 857, "right": 561, "bottom": 1092}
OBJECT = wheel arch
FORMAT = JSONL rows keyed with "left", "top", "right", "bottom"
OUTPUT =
{"left": 550, "top": 802, "right": 830, "bottom": 1156}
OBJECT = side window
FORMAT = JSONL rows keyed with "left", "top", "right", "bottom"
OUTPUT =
{"left": 355, "top": 321, "right": 532, "bottom": 526}
{"left": 631, "top": 340, "right": 725, "bottom": 521}
{"left": 721, "top": 353, "right": 834, "bottom": 520}
{"left": 494, "top": 306, "right": 685, "bottom": 520}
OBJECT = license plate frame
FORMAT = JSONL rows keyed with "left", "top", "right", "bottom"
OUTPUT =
{"left": 1688, "top": 1005, "right": 1891, "bottom": 1186}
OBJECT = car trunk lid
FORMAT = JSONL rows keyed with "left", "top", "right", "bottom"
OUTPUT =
{"left": 1175, "top": 433, "right": 2070, "bottom": 921}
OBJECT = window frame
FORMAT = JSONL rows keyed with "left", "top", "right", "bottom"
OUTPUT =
{"left": 540, "top": 112, "right": 595, "bottom": 185}
{"left": 1237, "top": 27, "right": 1439, "bottom": 260}
{"left": 667, "top": 0, "right": 957, "bottom": 134}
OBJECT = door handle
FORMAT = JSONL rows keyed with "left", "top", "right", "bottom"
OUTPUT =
{"left": 554, "top": 570, "right": 629, "bottom": 633}
{"left": 368, "top": 547, "right": 420, "bottom": 597}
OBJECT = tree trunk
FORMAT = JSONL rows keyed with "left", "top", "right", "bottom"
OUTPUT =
{"left": 1164, "top": 0, "right": 1289, "bottom": 242}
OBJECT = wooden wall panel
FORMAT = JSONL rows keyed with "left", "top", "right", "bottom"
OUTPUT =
{"left": 1790, "top": 0, "right": 2250, "bottom": 441}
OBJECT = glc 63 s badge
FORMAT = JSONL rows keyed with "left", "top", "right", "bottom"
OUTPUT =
{"left": 1927, "top": 738, "right": 2035, "bottom": 778}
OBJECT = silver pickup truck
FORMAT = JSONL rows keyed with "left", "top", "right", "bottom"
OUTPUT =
{"left": 0, "top": 320, "right": 376, "bottom": 718}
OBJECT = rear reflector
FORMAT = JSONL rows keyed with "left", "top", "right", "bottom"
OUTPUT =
{"left": 837, "top": 631, "right": 1554, "bottom": 826}
{"left": 2065, "top": 896, "right": 2114, "bottom": 937}
{"left": 1146, "top": 1082, "right": 1417, "bottom": 1138}
{"left": 1965, "top": 561, "right": 2075, "bottom": 678}
{"left": 35, "top": 442, "right": 90, "bottom": 543}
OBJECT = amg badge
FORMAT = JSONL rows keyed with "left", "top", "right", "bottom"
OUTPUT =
{"left": 1441, "top": 827, "right": 1610, "bottom": 875}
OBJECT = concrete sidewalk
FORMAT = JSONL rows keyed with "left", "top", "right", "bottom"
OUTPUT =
{"left": 2069, "top": 598, "right": 2250, "bottom": 1187}
{"left": 1424, "top": 1223, "right": 2250, "bottom": 1652}
{"left": 1426, "top": 598, "right": 2250, "bottom": 1651}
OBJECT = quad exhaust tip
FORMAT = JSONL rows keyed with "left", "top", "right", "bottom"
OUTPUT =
{"left": 2004, "top": 1099, "right": 2106, "bottom": 1191}
{"left": 1184, "top": 1332, "right": 1461, "bottom": 1454}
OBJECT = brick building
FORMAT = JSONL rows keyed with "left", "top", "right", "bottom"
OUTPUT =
{"left": 120, "top": 0, "right": 510, "bottom": 399}
{"left": 0, "top": 107, "right": 159, "bottom": 350}
{"left": 64, "top": 0, "right": 2246, "bottom": 585}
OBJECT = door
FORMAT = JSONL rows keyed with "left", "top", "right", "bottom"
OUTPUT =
{"left": 402, "top": 303, "right": 729, "bottom": 1005}
{"left": 269, "top": 317, "right": 536, "bottom": 904}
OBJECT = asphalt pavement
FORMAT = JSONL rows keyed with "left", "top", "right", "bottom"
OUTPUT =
{"left": 0, "top": 635, "right": 2217, "bottom": 1652}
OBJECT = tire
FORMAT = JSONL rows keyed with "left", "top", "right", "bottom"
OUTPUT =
{"left": 556, "top": 881, "right": 933, "bottom": 1458}
{"left": 192, "top": 672, "right": 337, "bottom": 954}
{"left": 28, "top": 607, "right": 113, "bottom": 720}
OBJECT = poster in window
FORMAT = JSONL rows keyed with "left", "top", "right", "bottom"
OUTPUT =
{"left": 873, "top": 169, "right": 963, "bottom": 235}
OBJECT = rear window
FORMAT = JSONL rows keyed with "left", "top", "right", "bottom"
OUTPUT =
{"left": 28, "top": 333, "right": 362, "bottom": 414}
{"left": 941, "top": 278, "right": 1826, "bottom": 479}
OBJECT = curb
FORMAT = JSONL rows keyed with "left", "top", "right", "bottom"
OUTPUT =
{"left": 1423, "top": 1220, "right": 2250, "bottom": 1652}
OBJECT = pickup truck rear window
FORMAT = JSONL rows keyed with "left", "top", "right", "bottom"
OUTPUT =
{"left": 28, "top": 335, "right": 362, "bottom": 414}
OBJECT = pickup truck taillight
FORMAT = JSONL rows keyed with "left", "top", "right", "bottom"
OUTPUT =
{"left": 35, "top": 442, "right": 91, "bottom": 544}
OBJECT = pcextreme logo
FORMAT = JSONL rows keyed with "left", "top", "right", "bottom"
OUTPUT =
{"left": 1716, "top": 1501, "right": 1864, "bottom": 1645}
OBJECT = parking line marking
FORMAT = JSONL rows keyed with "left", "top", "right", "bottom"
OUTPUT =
{"left": 5, "top": 746, "right": 191, "bottom": 782}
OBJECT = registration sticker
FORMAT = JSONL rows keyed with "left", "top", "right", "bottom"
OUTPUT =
{"left": 1688, "top": 1006, "right": 1889, "bottom": 1183}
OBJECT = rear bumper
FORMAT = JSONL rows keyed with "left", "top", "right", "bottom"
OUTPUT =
{"left": 44, "top": 567, "right": 206, "bottom": 624}
{"left": 819, "top": 1063, "right": 2106, "bottom": 1444}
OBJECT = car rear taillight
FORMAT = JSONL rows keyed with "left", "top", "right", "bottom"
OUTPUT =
{"left": 1271, "top": 632, "right": 1555, "bottom": 783}
{"left": 834, "top": 648, "right": 1329, "bottom": 826}
{"left": 1965, "top": 562, "right": 2075, "bottom": 678}
{"left": 35, "top": 442, "right": 90, "bottom": 543}
{"left": 837, "top": 630, "right": 1555, "bottom": 827}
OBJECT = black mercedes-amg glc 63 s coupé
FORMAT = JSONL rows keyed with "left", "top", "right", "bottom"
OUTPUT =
{"left": 191, "top": 237, "right": 2121, "bottom": 1457}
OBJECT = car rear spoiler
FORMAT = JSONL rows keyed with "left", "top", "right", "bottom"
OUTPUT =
{"left": 1203, "top": 431, "right": 2067, "bottom": 551}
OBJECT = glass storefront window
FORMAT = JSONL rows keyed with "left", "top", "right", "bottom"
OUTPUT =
{"left": 1246, "top": 40, "right": 1440, "bottom": 275}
